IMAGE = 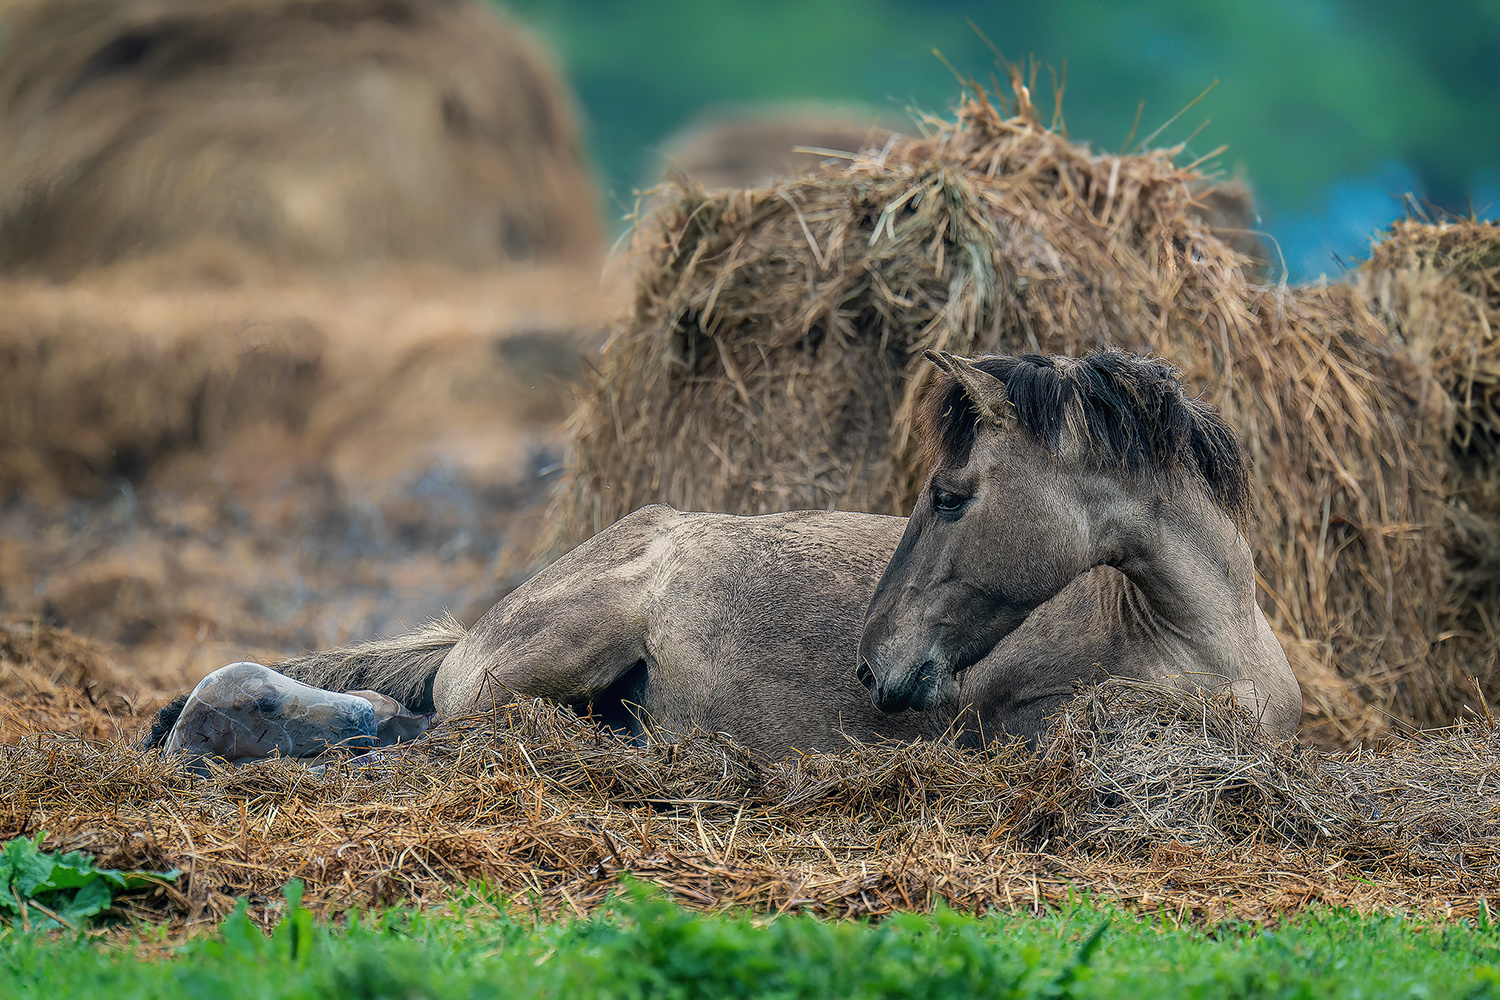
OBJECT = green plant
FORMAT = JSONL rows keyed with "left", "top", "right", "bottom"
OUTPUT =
{"left": 0, "top": 833, "right": 177, "bottom": 933}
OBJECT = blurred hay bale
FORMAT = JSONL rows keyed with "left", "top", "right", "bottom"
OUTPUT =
{"left": 0, "top": 305, "right": 323, "bottom": 497}
{"left": 0, "top": 266, "right": 611, "bottom": 499}
{"left": 551, "top": 85, "right": 1493, "bottom": 742}
{"left": 0, "top": 0, "right": 600, "bottom": 275}
{"left": 650, "top": 103, "right": 898, "bottom": 192}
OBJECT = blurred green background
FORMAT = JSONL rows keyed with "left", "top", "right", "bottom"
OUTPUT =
{"left": 506, "top": 0, "right": 1500, "bottom": 281}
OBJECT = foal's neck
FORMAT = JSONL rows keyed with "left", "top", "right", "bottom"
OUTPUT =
{"left": 1105, "top": 484, "right": 1260, "bottom": 649}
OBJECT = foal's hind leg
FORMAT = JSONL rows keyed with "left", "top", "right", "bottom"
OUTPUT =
{"left": 159, "top": 662, "right": 379, "bottom": 767}
{"left": 432, "top": 505, "right": 678, "bottom": 721}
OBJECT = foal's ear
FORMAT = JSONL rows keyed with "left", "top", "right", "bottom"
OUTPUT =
{"left": 923, "top": 350, "right": 1012, "bottom": 425}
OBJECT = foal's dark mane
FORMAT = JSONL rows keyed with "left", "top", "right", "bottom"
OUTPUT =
{"left": 920, "top": 350, "right": 1251, "bottom": 524}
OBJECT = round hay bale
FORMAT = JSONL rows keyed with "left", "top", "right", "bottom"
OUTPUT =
{"left": 0, "top": 0, "right": 601, "bottom": 275}
{"left": 551, "top": 85, "right": 1489, "bottom": 743}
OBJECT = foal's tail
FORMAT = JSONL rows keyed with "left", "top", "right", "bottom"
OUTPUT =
{"left": 140, "top": 615, "right": 465, "bottom": 751}
{"left": 140, "top": 693, "right": 190, "bottom": 751}
{"left": 274, "top": 614, "right": 466, "bottom": 714}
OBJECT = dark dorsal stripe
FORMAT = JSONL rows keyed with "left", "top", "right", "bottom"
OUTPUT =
{"left": 920, "top": 350, "right": 1251, "bottom": 524}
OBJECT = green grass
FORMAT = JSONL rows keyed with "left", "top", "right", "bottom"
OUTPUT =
{"left": 2, "top": 881, "right": 1499, "bottom": 999}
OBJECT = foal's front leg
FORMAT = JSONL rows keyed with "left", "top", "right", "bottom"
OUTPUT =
{"left": 951, "top": 568, "right": 1123, "bottom": 747}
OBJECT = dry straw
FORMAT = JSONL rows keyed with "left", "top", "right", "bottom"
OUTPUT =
{"left": 553, "top": 76, "right": 1500, "bottom": 744}
{"left": 0, "top": 0, "right": 600, "bottom": 275}
{"left": 0, "top": 621, "right": 139, "bottom": 744}
{"left": 3, "top": 656, "right": 1499, "bottom": 931}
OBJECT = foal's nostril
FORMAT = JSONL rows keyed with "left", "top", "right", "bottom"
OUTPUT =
{"left": 856, "top": 658, "right": 875, "bottom": 691}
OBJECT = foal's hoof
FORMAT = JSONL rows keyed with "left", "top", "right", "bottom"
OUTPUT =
{"left": 162, "top": 661, "right": 378, "bottom": 766}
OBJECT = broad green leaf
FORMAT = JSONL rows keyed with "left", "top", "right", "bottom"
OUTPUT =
{"left": 51, "top": 879, "right": 115, "bottom": 927}
{"left": 0, "top": 833, "right": 179, "bottom": 933}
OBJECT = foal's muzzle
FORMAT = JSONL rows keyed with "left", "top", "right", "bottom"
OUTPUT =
{"left": 857, "top": 654, "right": 948, "bottom": 714}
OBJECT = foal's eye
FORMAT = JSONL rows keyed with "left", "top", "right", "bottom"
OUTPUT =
{"left": 932, "top": 489, "right": 968, "bottom": 514}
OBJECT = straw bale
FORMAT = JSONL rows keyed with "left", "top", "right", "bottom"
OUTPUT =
{"left": 651, "top": 104, "right": 898, "bottom": 192}
{"left": 1224, "top": 283, "right": 1452, "bottom": 743}
{"left": 1355, "top": 219, "right": 1500, "bottom": 727}
{"left": 555, "top": 86, "right": 1266, "bottom": 538}
{"left": 0, "top": 265, "right": 611, "bottom": 499}
{"left": 0, "top": 0, "right": 600, "bottom": 275}
{"left": 550, "top": 84, "right": 1491, "bottom": 742}
{"left": 4, "top": 678, "right": 1500, "bottom": 933}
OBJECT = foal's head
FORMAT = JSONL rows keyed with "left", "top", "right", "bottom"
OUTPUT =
{"left": 856, "top": 348, "right": 1249, "bottom": 713}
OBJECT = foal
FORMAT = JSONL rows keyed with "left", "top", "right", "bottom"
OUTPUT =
{"left": 146, "top": 350, "right": 1300, "bottom": 761}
